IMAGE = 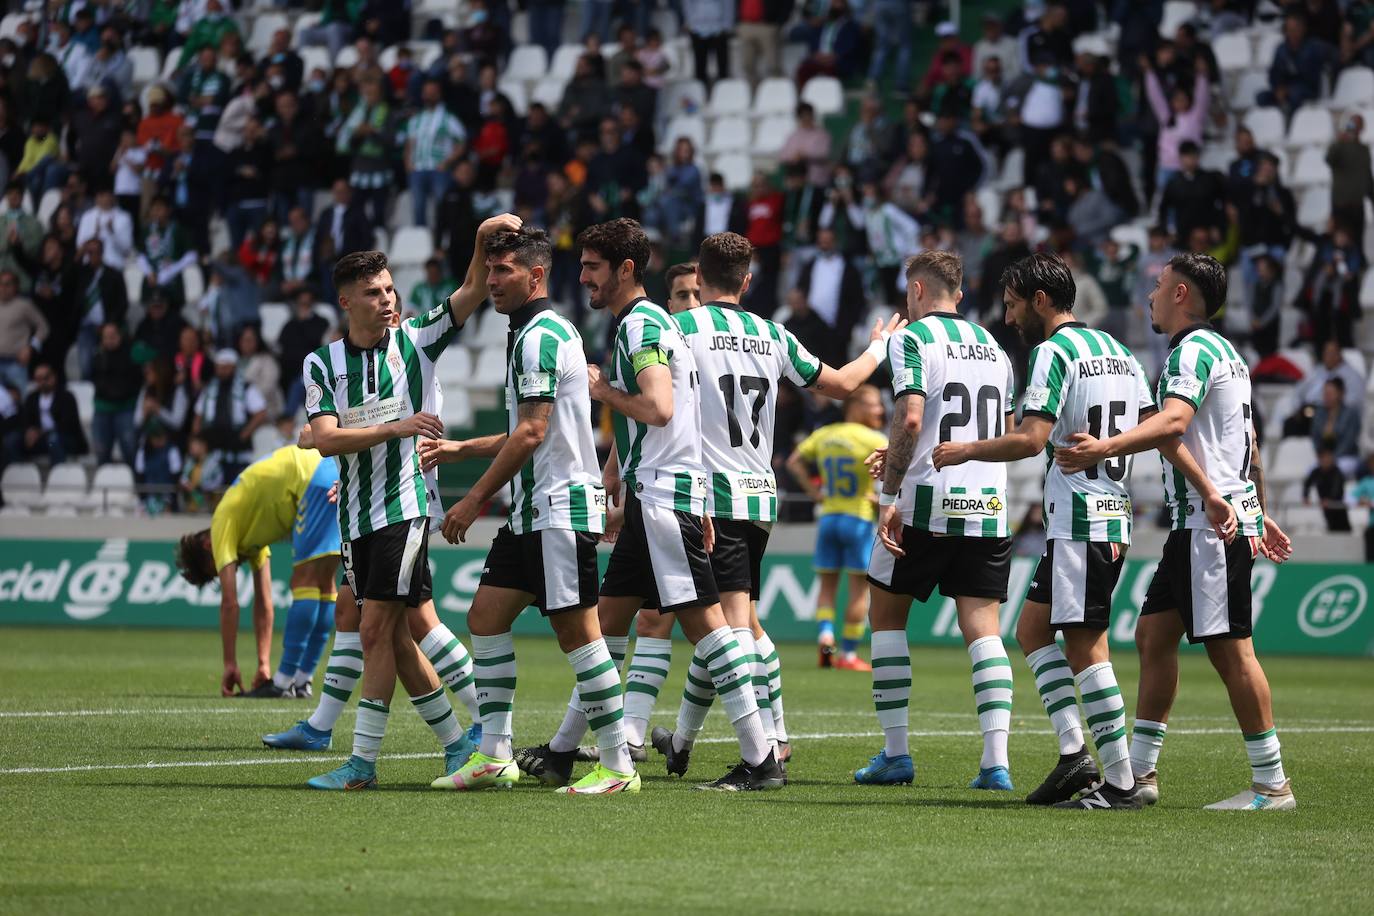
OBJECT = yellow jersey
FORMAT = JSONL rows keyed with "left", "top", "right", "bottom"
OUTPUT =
{"left": 795, "top": 422, "right": 888, "bottom": 521}
{"left": 210, "top": 446, "right": 327, "bottom": 573}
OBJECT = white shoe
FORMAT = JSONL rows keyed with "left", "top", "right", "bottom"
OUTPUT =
{"left": 1204, "top": 780, "right": 1296, "bottom": 810}
{"left": 1135, "top": 770, "right": 1159, "bottom": 806}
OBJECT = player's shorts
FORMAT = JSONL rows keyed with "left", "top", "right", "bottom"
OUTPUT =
{"left": 292, "top": 458, "right": 343, "bottom": 564}
{"left": 867, "top": 527, "right": 1012, "bottom": 602}
{"left": 340, "top": 517, "right": 432, "bottom": 608}
{"left": 710, "top": 519, "right": 771, "bottom": 600}
{"left": 601, "top": 493, "right": 718, "bottom": 613}
{"left": 814, "top": 512, "right": 875, "bottom": 573}
{"left": 479, "top": 525, "right": 600, "bottom": 615}
{"left": 1025, "top": 539, "right": 1127, "bottom": 630}
{"left": 1141, "top": 528, "right": 1259, "bottom": 643}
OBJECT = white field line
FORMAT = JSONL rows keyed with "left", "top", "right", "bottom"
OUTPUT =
{"left": 2, "top": 725, "right": 1372, "bottom": 776}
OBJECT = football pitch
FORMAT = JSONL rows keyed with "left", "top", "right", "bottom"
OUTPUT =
{"left": 1, "top": 627, "right": 1371, "bottom": 915}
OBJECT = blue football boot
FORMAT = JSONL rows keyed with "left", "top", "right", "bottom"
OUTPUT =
{"left": 854, "top": 750, "right": 915, "bottom": 785}
{"left": 306, "top": 756, "right": 377, "bottom": 790}
{"left": 262, "top": 720, "right": 331, "bottom": 751}
{"left": 969, "top": 765, "right": 1014, "bottom": 791}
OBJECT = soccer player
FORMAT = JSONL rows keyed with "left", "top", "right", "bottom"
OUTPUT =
{"left": 855, "top": 250, "right": 1019, "bottom": 791}
{"left": 786, "top": 385, "right": 888, "bottom": 670}
{"left": 933, "top": 253, "right": 1157, "bottom": 808}
{"left": 1055, "top": 252, "right": 1297, "bottom": 811}
{"left": 300, "top": 213, "right": 519, "bottom": 790}
{"left": 417, "top": 227, "right": 637, "bottom": 795}
{"left": 174, "top": 444, "right": 341, "bottom": 699}
{"left": 521, "top": 218, "right": 785, "bottom": 791}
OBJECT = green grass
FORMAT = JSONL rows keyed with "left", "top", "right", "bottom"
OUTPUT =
{"left": 1, "top": 627, "right": 1371, "bottom": 915}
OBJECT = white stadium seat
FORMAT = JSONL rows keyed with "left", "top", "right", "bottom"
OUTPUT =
{"left": 67, "top": 381, "right": 95, "bottom": 426}
{"left": 0, "top": 13, "right": 34, "bottom": 40}
{"left": 1128, "top": 453, "right": 1167, "bottom": 509}
{"left": 247, "top": 13, "right": 288, "bottom": 55}
{"left": 799, "top": 76, "right": 843, "bottom": 117}
{"left": 129, "top": 47, "right": 162, "bottom": 87}
{"left": 1253, "top": 30, "right": 1282, "bottom": 67}
{"left": 752, "top": 115, "right": 795, "bottom": 157}
{"left": 440, "top": 386, "right": 473, "bottom": 429}
{"left": 1213, "top": 32, "right": 1252, "bottom": 72}
{"left": 658, "top": 80, "right": 707, "bottom": 128}
{"left": 504, "top": 44, "right": 548, "bottom": 84}
{"left": 707, "top": 78, "right": 751, "bottom": 118}
{"left": 659, "top": 114, "right": 706, "bottom": 155}
{"left": 1331, "top": 67, "right": 1374, "bottom": 112}
{"left": 335, "top": 45, "right": 360, "bottom": 70}
{"left": 1269, "top": 438, "right": 1317, "bottom": 486}
{"left": 498, "top": 79, "right": 529, "bottom": 116}
{"left": 1159, "top": 1, "right": 1198, "bottom": 37}
{"left": 1289, "top": 147, "right": 1332, "bottom": 188}
{"left": 550, "top": 43, "right": 583, "bottom": 81}
{"left": 1281, "top": 505, "right": 1327, "bottom": 536}
{"left": 391, "top": 227, "right": 434, "bottom": 266}
{"left": 292, "top": 12, "right": 323, "bottom": 44}
{"left": 434, "top": 346, "right": 474, "bottom": 389}
{"left": 44, "top": 464, "right": 89, "bottom": 509}
{"left": 299, "top": 46, "right": 332, "bottom": 78}
{"left": 91, "top": 464, "right": 137, "bottom": 513}
{"left": 258, "top": 303, "right": 290, "bottom": 344}
{"left": 752, "top": 77, "right": 797, "bottom": 118}
{"left": 713, "top": 153, "right": 754, "bottom": 191}
{"left": 1243, "top": 107, "right": 1285, "bottom": 148}
{"left": 472, "top": 347, "right": 507, "bottom": 387}
{"left": 706, "top": 116, "right": 751, "bottom": 155}
{"left": 1, "top": 463, "right": 43, "bottom": 509}
{"left": 530, "top": 77, "right": 567, "bottom": 111}
{"left": 1297, "top": 187, "right": 1332, "bottom": 230}
{"left": 1230, "top": 69, "right": 1269, "bottom": 111}
{"left": 1287, "top": 105, "right": 1334, "bottom": 149}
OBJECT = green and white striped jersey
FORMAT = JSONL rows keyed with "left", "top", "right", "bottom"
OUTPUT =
{"left": 1022, "top": 323, "right": 1155, "bottom": 544}
{"left": 885, "top": 312, "right": 1016, "bottom": 537}
{"left": 673, "top": 303, "right": 821, "bottom": 522}
{"left": 608, "top": 298, "right": 708, "bottom": 515}
{"left": 1156, "top": 325, "right": 1263, "bottom": 536}
{"left": 302, "top": 304, "right": 459, "bottom": 542}
{"left": 506, "top": 306, "right": 606, "bottom": 534}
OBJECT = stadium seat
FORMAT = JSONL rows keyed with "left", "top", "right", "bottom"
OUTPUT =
{"left": 0, "top": 505, "right": 32, "bottom": 517}
{"left": 1242, "top": 107, "right": 1285, "bottom": 148}
{"left": 182, "top": 264, "right": 204, "bottom": 306}
{"left": 38, "top": 188, "right": 61, "bottom": 225}
{"left": 335, "top": 45, "right": 360, "bottom": 70}
{"left": 373, "top": 227, "right": 389, "bottom": 252}
{"left": 247, "top": 13, "right": 288, "bottom": 55}
{"left": 1281, "top": 505, "right": 1327, "bottom": 536}
{"left": 1159, "top": 1, "right": 1198, "bottom": 37}
{"left": 416, "top": 0, "right": 461, "bottom": 15}
{"left": 1289, "top": 146, "right": 1332, "bottom": 188}
{"left": 1128, "top": 452, "right": 1167, "bottom": 509}
{"left": 434, "top": 346, "right": 474, "bottom": 389}
{"left": 799, "top": 76, "right": 843, "bottom": 117}
{"left": 707, "top": 78, "right": 751, "bottom": 118}
{"left": 440, "top": 385, "right": 473, "bottom": 429}
{"left": 752, "top": 115, "right": 795, "bottom": 157}
{"left": 1343, "top": 347, "right": 1368, "bottom": 380}
{"left": 706, "top": 116, "right": 751, "bottom": 155}
{"left": 659, "top": 80, "right": 707, "bottom": 125}
{"left": 472, "top": 347, "right": 507, "bottom": 387}
{"left": 1330, "top": 67, "right": 1374, "bottom": 113}
{"left": 1201, "top": 143, "right": 1235, "bottom": 173}
{"left": 505, "top": 44, "right": 548, "bottom": 84}
{"left": 251, "top": 426, "right": 281, "bottom": 458}
{"left": 713, "top": 153, "right": 754, "bottom": 191}
{"left": 392, "top": 226, "right": 434, "bottom": 265}
{"left": 498, "top": 79, "right": 529, "bottom": 116}
{"left": 0, "top": 12, "right": 34, "bottom": 40}
{"left": 1287, "top": 105, "right": 1334, "bottom": 149}
{"left": 1361, "top": 269, "right": 1374, "bottom": 311}
{"left": 1269, "top": 438, "right": 1317, "bottom": 486}
{"left": 1253, "top": 30, "right": 1282, "bottom": 66}
{"left": 160, "top": 49, "right": 181, "bottom": 80}
{"left": 1, "top": 463, "right": 43, "bottom": 509}
{"left": 1213, "top": 31, "right": 1252, "bottom": 72}
{"left": 292, "top": 12, "right": 322, "bottom": 44}
{"left": 1297, "top": 187, "right": 1331, "bottom": 230}
{"left": 550, "top": 43, "right": 583, "bottom": 81}
{"left": 530, "top": 77, "right": 567, "bottom": 111}
{"left": 1230, "top": 69, "right": 1269, "bottom": 111}
{"left": 43, "top": 464, "right": 89, "bottom": 509}
{"left": 258, "top": 302, "right": 290, "bottom": 344}
{"left": 91, "top": 464, "right": 137, "bottom": 513}
{"left": 752, "top": 77, "right": 797, "bottom": 118}
{"left": 67, "top": 381, "right": 95, "bottom": 426}
{"left": 659, "top": 114, "right": 706, "bottom": 155}
{"left": 123, "top": 265, "right": 143, "bottom": 307}
{"left": 129, "top": 47, "right": 161, "bottom": 87}
{"left": 975, "top": 187, "right": 1003, "bottom": 224}
{"left": 995, "top": 147, "right": 1025, "bottom": 190}
{"left": 781, "top": 42, "right": 808, "bottom": 78}
{"left": 299, "top": 46, "right": 331, "bottom": 79}
{"left": 472, "top": 311, "right": 507, "bottom": 347}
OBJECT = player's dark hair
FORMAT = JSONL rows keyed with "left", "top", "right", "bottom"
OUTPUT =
{"left": 577, "top": 218, "right": 651, "bottom": 284}
{"left": 1167, "top": 252, "right": 1228, "bottom": 317}
{"left": 332, "top": 250, "right": 390, "bottom": 292}
{"left": 1326, "top": 376, "right": 1346, "bottom": 394}
{"left": 174, "top": 530, "right": 215, "bottom": 588}
{"left": 484, "top": 226, "right": 553, "bottom": 270}
{"left": 1000, "top": 252, "right": 1076, "bottom": 313}
{"left": 697, "top": 232, "right": 752, "bottom": 294}
{"left": 664, "top": 261, "right": 697, "bottom": 288}
{"left": 905, "top": 250, "right": 963, "bottom": 296}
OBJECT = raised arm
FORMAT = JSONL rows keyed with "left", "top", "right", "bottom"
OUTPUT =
{"left": 444, "top": 213, "right": 524, "bottom": 327}
{"left": 810, "top": 313, "right": 906, "bottom": 399}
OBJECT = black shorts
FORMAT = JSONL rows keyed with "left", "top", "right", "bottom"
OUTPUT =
{"left": 1025, "top": 539, "right": 1127, "bottom": 630}
{"left": 600, "top": 494, "right": 718, "bottom": 613}
{"left": 479, "top": 525, "right": 600, "bottom": 615}
{"left": 340, "top": 517, "right": 432, "bottom": 608}
{"left": 710, "top": 519, "right": 771, "bottom": 600}
{"left": 867, "top": 527, "right": 1012, "bottom": 602}
{"left": 1142, "top": 528, "right": 1259, "bottom": 643}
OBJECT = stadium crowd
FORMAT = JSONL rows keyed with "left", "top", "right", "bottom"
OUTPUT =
{"left": 0, "top": 0, "right": 1371, "bottom": 545}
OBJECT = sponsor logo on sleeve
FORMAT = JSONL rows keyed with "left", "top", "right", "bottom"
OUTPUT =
{"left": 1166, "top": 375, "right": 1202, "bottom": 399}
{"left": 517, "top": 371, "right": 555, "bottom": 398}
{"left": 892, "top": 368, "right": 917, "bottom": 391}
{"left": 305, "top": 384, "right": 323, "bottom": 410}
{"left": 1022, "top": 386, "right": 1050, "bottom": 410}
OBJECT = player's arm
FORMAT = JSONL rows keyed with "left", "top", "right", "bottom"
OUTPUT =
{"left": 785, "top": 447, "right": 823, "bottom": 503}
{"left": 1248, "top": 427, "right": 1294, "bottom": 562}
{"left": 440, "top": 401, "right": 551, "bottom": 544}
{"left": 809, "top": 313, "right": 906, "bottom": 399}
{"left": 876, "top": 393, "right": 923, "bottom": 557}
{"left": 249, "top": 560, "right": 273, "bottom": 688}
{"left": 417, "top": 433, "right": 508, "bottom": 470}
{"left": 1157, "top": 436, "right": 1238, "bottom": 542}
{"left": 933, "top": 414, "right": 1052, "bottom": 468}
{"left": 216, "top": 562, "right": 242, "bottom": 696}
{"left": 307, "top": 411, "right": 446, "bottom": 458}
{"left": 1055, "top": 397, "right": 1196, "bottom": 471}
{"left": 588, "top": 360, "right": 673, "bottom": 427}
{"left": 444, "top": 213, "right": 523, "bottom": 327}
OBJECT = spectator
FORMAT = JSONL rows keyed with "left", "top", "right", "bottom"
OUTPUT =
{"left": 1088, "top": 237, "right": 1139, "bottom": 342}
{"left": 1303, "top": 447, "right": 1351, "bottom": 532}
{"left": 134, "top": 291, "right": 187, "bottom": 364}
{"left": 542, "top": 170, "right": 592, "bottom": 312}
{"left": 90, "top": 321, "right": 141, "bottom": 465}
{"left": 261, "top": 29, "right": 305, "bottom": 93}
{"left": 0, "top": 182, "right": 43, "bottom": 293}
{"left": 1311, "top": 376, "right": 1362, "bottom": 474}
{"left": 926, "top": 113, "right": 986, "bottom": 226}
{"left": 780, "top": 103, "right": 834, "bottom": 190}
{"left": 844, "top": 95, "right": 895, "bottom": 182}
{"left": 1236, "top": 153, "right": 1296, "bottom": 278}
{"left": 956, "top": 198, "right": 995, "bottom": 315}
{"left": 615, "top": 61, "right": 658, "bottom": 131}
{"left": 0, "top": 269, "right": 47, "bottom": 390}
{"left": 737, "top": 0, "right": 790, "bottom": 84}
{"left": 178, "top": 433, "right": 224, "bottom": 512}
{"left": 409, "top": 257, "right": 456, "bottom": 318}
{"left": 636, "top": 29, "right": 672, "bottom": 90}
{"left": 68, "top": 86, "right": 123, "bottom": 192}
{"left": 920, "top": 22, "right": 973, "bottom": 98}
{"left": 684, "top": 0, "right": 735, "bottom": 86}
{"left": 859, "top": 182, "right": 919, "bottom": 308}
{"left": 437, "top": 56, "right": 480, "bottom": 136}
{"left": 1143, "top": 55, "right": 1209, "bottom": 193}
{"left": 472, "top": 96, "right": 513, "bottom": 188}
{"left": 797, "top": 226, "right": 864, "bottom": 342}
{"left": 49, "top": 20, "right": 90, "bottom": 89}
{"left": 558, "top": 53, "right": 611, "bottom": 137}
{"left": 279, "top": 206, "right": 319, "bottom": 301}
{"left": 299, "top": 0, "right": 362, "bottom": 62}
{"left": 1011, "top": 53, "right": 1067, "bottom": 186}
{"left": 18, "top": 362, "right": 87, "bottom": 463}
{"left": 336, "top": 77, "right": 395, "bottom": 227}
{"left": 1227, "top": 126, "right": 1266, "bottom": 200}
{"left": 927, "top": 51, "right": 974, "bottom": 123}
{"left": 867, "top": 0, "right": 915, "bottom": 94}
{"left": 794, "top": 0, "right": 862, "bottom": 84}
{"left": 883, "top": 131, "right": 929, "bottom": 217}
{"left": 978, "top": 220, "right": 1033, "bottom": 326}
{"left": 659, "top": 138, "right": 705, "bottom": 245}
{"left": 971, "top": 56, "right": 1009, "bottom": 157}
{"left": 1344, "top": 0, "right": 1374, "bottom": 69}
{"left": 237, "top": 219, "right": 281, "bottom": 291}
{"left": 76, "top": 188, "right": 134, "bottom": 270}
{"left": 522, "top": 102, "right": 569, "bottom": 168}
{"left": 744, "top": 173, "right": 785, "bottom": 316}
{"left": 265, "top": 91, "right": 320, "bottom": 225}
{"left": 30, "top": 236, "right": 76, "bottom": 374}
{"left": 817, "top": 164, "right": 866, "bottom": 257}
{"left": 1298, "top": 225, "right": 1365, "bottom": 348}
{"left": 14, "top": 117, "right": 65, "bottom": 203}
{"left": 1158, "top": 141, "right": 1229, "bottom": 242}
{"left": 72, "top": 236, "right": 129, "bottom": 378}
{"left": 315, "top": 179, "right": 373, "bottom": 268}
{"left": 197, "top": 257, "right": 261, "bottom": 348}
{"left": 1074, "top": 52, "right": 1118, "bottom": 143}
{"left": 174, "top": 325, "right": 209, "bottom": 398}
{"left": 403, "top": 79, "right": 468, "bottom": 227}
{"left": 780, "top": 161, "right": 821, "bottom": 251}
{"left": 77, "top": 26, "right": 133, "bottom": 100}
{"left": 192, "top": 348, "right": 268, "bottom": 483}
{"left": 974, "top": 12, "right": 1020, "bottom": 79}
{"left": 1072, "top": 136, "right": 1139, "bottom": 220}
{"left": 134, "top": 420, "right": 183, "bottom": 515}
{"left": 1287, "top": 338, "right": 1366, "bottom": 438}
{"left": 1064, "top": 174, "right": 1122, "bottom": 247}
{"left": 1064, "top": 249, "right": 1108, "bottom": 328}
{"left": 236, "top": 325, "right": 281, "bottom": 421}
{"left": 136, "top": 196, "right": 196, "bottom": 308}
{"left": 587, "top": 117, "right": 645, "bottom": 221}
{"left": 781, "top": 286, "right": 837, "bottom": 369}
{"left": 607, "top": 25, "right": 639, "bottom": 86}
{"left": 1020, "top": 4, "right": 1074, "bottom": 71}
{"left": 435, "top": 159, "right": 481, "bottom": 283}
{"left": 134, "top": 358, "right": 190, "bottom": 446}
{"left": 697, "top": 171, "right": 747, "bottom": 240}
{"left": 279, "top": 290, "right": 331, "bottom": 417}
{"left": 110, "top": 128, "right": 147, "bottom": 232}
{"left": 1265, "top": 11, "right": 1329, "bottom": 115}
{"left": 581, "top": 0, "right": 615, "bottom": 43}
{"left": 1248, "top": 253, "right": 1285, "bottom": 358}
{"left": 1327, "top": 114, "right": 1374, "bottom": 252}
{"left": 617, "top": 105, "right": 656, "bottom": 162}
{"left": 176, "top": 0, "right": 241, "bottom": 69}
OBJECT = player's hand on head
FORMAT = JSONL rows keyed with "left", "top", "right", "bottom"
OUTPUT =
{"left": 877, "top": 504, "right": 904, "bottom": 557}
{"left": 864, "top": 447, "right": 886, "bottom": 479}
{"left": 220, "top": 663, "right": 243, "bottom": 697}
{"left": 1260, "top": 516, "right": 1293, "bottom": 563}
{"left": 478, "top": 213, "right": 522, "bottom": 237}
{"left": 1054, "top": 433, "right": 1103, "bottom": 472}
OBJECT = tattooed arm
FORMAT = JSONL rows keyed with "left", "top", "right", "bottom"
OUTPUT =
{"left": 877, "top": 394, "right": 923, "bottom": 557}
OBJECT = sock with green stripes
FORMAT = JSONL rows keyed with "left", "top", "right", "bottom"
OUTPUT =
{"left": 351, "top": 698, "right": 389, "bottom": 763}
{"left": 841, "top": 620, "right": 865, "bottom": 658}
{"left": 1076, "top": 662, "right": 1132, "bottom": 790}
{"left": 1130, "top": 719, "right": 1167, "bottom": 777}
{"left": 307, "top": 631, "right": 361, "bottom": 733}
{"left": 871, "top": 629, "right": 911, "bottom": 758}
{"left": 755, "top": 631, "right": 787, "bottom": 742}
{"left": 734, "top": 627, "right": 776, "bottom": 748}
{"left": 569, "top": 638, "right": 633, "bottom": 773}
{"left": 1244, "top": 727, "right": 1286, "bottom": 787}
{"left": 623, "top": 636, "right": 673, "bottom": 747}
{"left": 1025, "top": 643, "right": 1085, "bottom": 754}
{"left": 550, "top": 635, "right": 626, "bottom": 752}
{"left": 471, "top": 633, "right": 516, "bottom": 759}
{"left": 419, "top": 624, "right": 479, "bottom": 722}
{"left": 673, "top": 647, "right": 715, "bottom": 752}
{"left": 410, "top": 685, "right": 463, "bottom": 748}
{"left": 698, "top": 625, "right": 770, "bottom": 766}
{"left": 295, "top": 592, "right": 336, "bottom": 687}
{"left": 968, "top": 636, "right": 1013, "bottom": 770}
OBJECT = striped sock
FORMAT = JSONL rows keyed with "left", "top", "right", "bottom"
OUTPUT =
{"left": 816, "top": 606, "right": 835, "bottom": 642}
{"left": 871, "top": 629, "right": 911, "bottom": 758}
{"left": 1025, "top": 643, "right": 1085, "bottom": 754}
{"left": 410, "top": 685, "right": 462, "bottom": 748}
{"left": 734, "top": 628, "right": 775, "bottom": 747}
{"left": 419, "top": 624, "right": 479, "bottom": 722}
{"left": 296, "top": 593, "right": 336, "bottom": 686}
{"left": 276, "top": 587, "right": 322, "bottom": 687}
{"left": 570, "top": 638, "right": 632, "bottom": 773}
{"left": 699, "top": 625, "right": 770, "bottom": 766}
{"left": 1130, "top": 719, "right": 1167, "bottom": 777}
{"left": 841, "top": 620, "right": 866, "bottom": 657}
{"left": 1077, "top": 662, "right": 1132, "bottom": 790}
{"left": 308, "top": 631, "right": 361, "bottom": 732}
{"left": 351, "top": 698, "right": 389, "bottom": 763}
{"left": 673, "top": 647, "right": 715, "bottom": 751}
{"left": 551, "top": 635, "right": 626, "bottom": 752}
{"left": 756, "top": 632, "right": 787, "bottom": 743}
{"left": 623, "top": 636, "right": 673, "bottom": 747}
{"left": 969, "top": 636, "right": 1013, "bottom": 770}
{"left": 471, "top": 633, "right": 516, "bottom": 759}
{"left": 1244, "top": 727, "right": 1287, "bottom": 787}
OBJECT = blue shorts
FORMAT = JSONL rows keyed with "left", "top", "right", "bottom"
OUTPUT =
{"left": 293, "top": 457, "right": 342, "bottom": 565}
{"left": 814, "top": 513, "right": 875, "bottom": 573}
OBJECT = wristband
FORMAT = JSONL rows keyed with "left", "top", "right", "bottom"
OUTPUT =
{"left": 878, "top": 492, "right": 897, "bottom": 507}
{"left": 864, "top": 337, "right": 887, "bottom": 363}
